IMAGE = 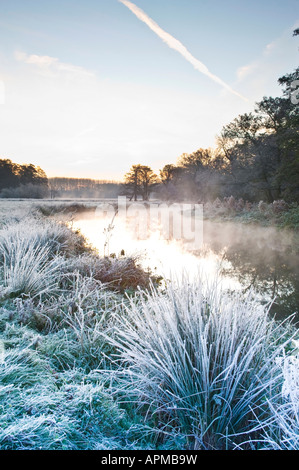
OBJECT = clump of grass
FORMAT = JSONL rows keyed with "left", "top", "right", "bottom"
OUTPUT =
{"left": 36, "top": 203, "right": 96, "bottom": 218}
{"left": 64, "top": 253, "right": 152, "bottom": 293}
{"left": 1, "top": 216, "right": 93, "bottom": 257}
{"left": 105, "top": 277, "right": 295, "bottom": 450}
{"left": 0, "top": 235, "right": 64, "bottom": 299}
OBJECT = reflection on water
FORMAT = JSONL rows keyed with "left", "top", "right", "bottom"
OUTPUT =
{"left": 72, "top": 211, "right": 299, "bottom": 322}
{"left": 201, "top": 221, "right": 299, "bottom": 322}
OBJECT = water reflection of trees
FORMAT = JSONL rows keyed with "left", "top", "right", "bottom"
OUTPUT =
{"left": 200, "top": 222, "right": 299, "bottom": 322}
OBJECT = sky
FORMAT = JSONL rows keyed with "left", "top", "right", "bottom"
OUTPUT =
{"left": 0, "top": 0, "right": 298, "bottom": 181}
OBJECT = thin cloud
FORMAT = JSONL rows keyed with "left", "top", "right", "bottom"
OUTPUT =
{"left": 237, "top": 62, "right": 258, "bottom": 81}
{"left": 235, "top": 22, "right": 299, "bottom": 99}
{"left": 119, "top": 0, "right": 248, "bottom": 101}
{"left": 14, "top": 51, "right": 95, "bottom": 79}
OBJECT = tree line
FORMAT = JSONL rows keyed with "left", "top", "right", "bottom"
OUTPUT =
{"left": 0, "top": 161, "right": 122, "bottom": 199}
{"left": 48, "top": 177, "right": 121, "bottom": 199}
{"left": 0, "top": 159, "right": 49, "bottom": 198}
{"left": 123, "top": 32, "right": 299, "bottom": 204}
{"left": 123, "top": 77, "right": 299, "bottom": 202}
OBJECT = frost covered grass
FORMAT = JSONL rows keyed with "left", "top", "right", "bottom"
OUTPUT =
{"left": 0, "top": 238, "right": 63, "bottom": 299}
{"left": 203, "top": 197, "right": 299, "bottom": 229}
{"left": 244, "top": 349, "right": 299, "bottom": 450}
{"left": 0, "top": 216, "right": 86, "bottom": 299}
{"left": 104, "top": 279, "right": 298, "bottom": 450}
{"left": 0, "top": 344, "right": 131, "bottom": 450}
{"left": 0, "top": 200, "right": 298, "bottom": 450}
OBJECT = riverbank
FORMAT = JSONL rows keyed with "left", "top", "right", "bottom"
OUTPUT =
{"left": 1, "top": 197, "right": 298, "bottom": 230}
{"left": 200, "top": 197, "right": 299, "bottom": 231}
{"left": 0, "top": 201, "right": 299, "bottom": 450}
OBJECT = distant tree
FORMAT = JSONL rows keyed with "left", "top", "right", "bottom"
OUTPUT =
{"left": 160, "top": 164, "right": 176, "bottom": 185}
{"left": 18, "top": 164, "right": 48, "bottom": 186}
{"left": 158, "top": 164, "right": 179, "bottom": 200}
{"left": 177, "top": 149, "right": 212, "bottom": 170}
{"left": 0, "top": 158, "right": 49, "bottom": 198}
{"left": 174, "top": 148, "right": 219, "bottom": 201}
{"left": 123, "top": 164, "right": 142, "bottom": 201}
{"left": 0, "top": 159, "right": 20, "bottom": 190}
{"left": 123, "top": 164, "right": 158, "bottom": 201}
{"left": 139, "top": 165, "right": 159, "bottom": 201}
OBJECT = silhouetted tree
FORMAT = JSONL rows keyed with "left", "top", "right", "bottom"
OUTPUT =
{"left": 0, "top": 158, "right": 49, "bottom": 198}
{"left": 160, "top": 164, "right": 176, "bottom": 186}
{"left": 0, "top": 159, "right": 20, "bottom": 190}
{"left": 123, "top": 164, "right": 143, "bottom": 201}
{"left": 123, "top": 164, "right": 158, "bottom": 201}
{"left": 139, "top": 165, "right": 158, "bottom": 201}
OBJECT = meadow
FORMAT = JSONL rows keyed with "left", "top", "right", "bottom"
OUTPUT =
{"left": 0, "top": 199, "right": 299, "bottom": 450}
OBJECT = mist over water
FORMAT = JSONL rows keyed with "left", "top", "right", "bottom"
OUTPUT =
{"left": 72, "top": 206, "right": 299, "bottom": 322}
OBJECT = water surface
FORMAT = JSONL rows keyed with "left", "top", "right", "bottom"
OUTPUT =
{"left": 72, "top": 210, "right": 299, "bottom": 322}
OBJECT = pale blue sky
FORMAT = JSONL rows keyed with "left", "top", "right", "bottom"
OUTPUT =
{"left": 0, "top": 0, "right": 298, "bottom": 179}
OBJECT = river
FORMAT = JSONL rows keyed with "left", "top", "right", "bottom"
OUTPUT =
{"left": 72, "top": 204, "right": 299, "bottom": 323}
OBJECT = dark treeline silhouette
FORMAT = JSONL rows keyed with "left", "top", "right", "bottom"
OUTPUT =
{"left": 0, "top": 161, "right": 121, "bottom": 199}
{"left": 0, "top": 159, "right": 49, "bottom": 198}
{"left": 123, "top": 49, "right": 299, "bottom": 204}
{"left": 49, "top": 177, "right": 121, "bottom": 199}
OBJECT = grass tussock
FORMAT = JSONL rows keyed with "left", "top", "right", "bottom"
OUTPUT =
{"left": 104, "top": 278, "right": 298, "bottom": 450}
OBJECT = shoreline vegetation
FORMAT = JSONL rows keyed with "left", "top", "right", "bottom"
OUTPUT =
{"left": 0, "top": 200, "right": 298, "bottom": 450}
{"left": 1, "top": 195, "right": 299, "bottom": 230}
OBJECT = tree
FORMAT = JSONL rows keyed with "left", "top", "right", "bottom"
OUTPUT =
{"left": 0, "top": 159, "right": 20, "bottom": 190}
{"left": 123, "top": 164, "right": 142, "bottom": 201}
{"left": 139, "top": 165, "right": 158, "bottom": 201}
{"left": 0, "top": 158, "right": 49, "bottom": 198}
{"left": 158, "top": 164, "right": 179, "bottom": 200}
{"left": 160, "top": 164, "right": 176, "bottom": 186}
{"left": 174, "top": 148, "right": 220, "bottom": 201}
{"left": 18, "top": 164, "right": 48, "bottom": 187}
{"left": 216, "top": 52, "right": 299, "bottom": 203}
{"left": 123, "top": 164, "right": 158, "bottom": 201}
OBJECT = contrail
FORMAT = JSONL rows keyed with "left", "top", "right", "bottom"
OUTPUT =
{"left": 119, "top": 0, "right": 248, "bottom": 101}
